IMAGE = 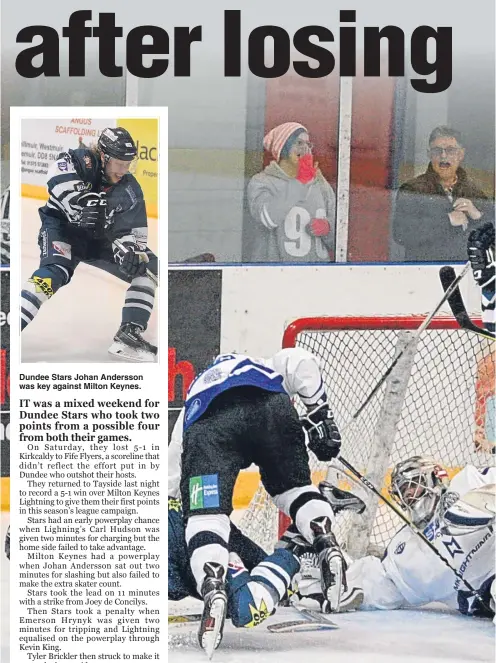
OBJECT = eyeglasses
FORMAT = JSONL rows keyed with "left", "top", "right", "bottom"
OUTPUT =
{"left": 429, "top": 146, "right": 461, "bottom": 158}
{"left": 295, "top": 140, "right": 314, "bottom": 151}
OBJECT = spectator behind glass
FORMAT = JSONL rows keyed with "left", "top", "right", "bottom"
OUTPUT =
{"left": 247, "top": 122, "right": 336, "bottom": 262}
{"left": 393, "top": 126, "right": 494, "bottom": 262}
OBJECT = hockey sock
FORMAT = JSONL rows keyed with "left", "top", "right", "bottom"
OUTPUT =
{"left": 20, "top": 265, "right": 70, "bottom": 331}
{"left": 228, "top": 550, "right": 299, "bottom": 628}
{"left": 121, "top": 274, "right": 156, "bottom": 329}
{"left": 185, "top": 514, "right": 230, "bottom": 595}
{"left": 250, "top": 549, "right": 299, "bottom": 601}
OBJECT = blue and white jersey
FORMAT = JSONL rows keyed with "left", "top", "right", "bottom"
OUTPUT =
{"left": 347, "top": 465, "right": 496, "bottom": 614}
{"left": 168, "top": 348, "right": 327, "bottom": 498}
{"left": 183, "top": 354, "right": 285, "bottom": 429}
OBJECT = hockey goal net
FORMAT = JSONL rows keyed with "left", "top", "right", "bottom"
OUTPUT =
{"left": 239, "top": 316, "right": 495, "bottom": 558}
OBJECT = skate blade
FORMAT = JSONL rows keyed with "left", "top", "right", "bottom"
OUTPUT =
{"left": 325, "top": 555, "right": 343, "bottom": 613}
{"left": 108, "top": 342, "right": 157, "bottom": 363}
{"left": 199, "top": 594, "right": 227, "bottom": 660}
{"left": 339, "top": 586, "right": 364, "bottom": 612}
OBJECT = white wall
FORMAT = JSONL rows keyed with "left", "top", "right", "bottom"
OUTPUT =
{"left": 216, "top": 264, "right": 480, "bottom": 356}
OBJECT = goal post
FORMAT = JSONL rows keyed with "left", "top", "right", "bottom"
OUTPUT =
{"left": 239, "top": 315, "right": 495, "bottom": 557}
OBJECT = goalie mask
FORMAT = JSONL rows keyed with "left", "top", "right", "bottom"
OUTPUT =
{"left": 389, "top": 456, "right": 450, "bottom": 528}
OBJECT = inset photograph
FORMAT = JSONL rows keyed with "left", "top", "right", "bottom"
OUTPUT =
{"left": 17, "top": 112, "right": 161, "bottom": 362}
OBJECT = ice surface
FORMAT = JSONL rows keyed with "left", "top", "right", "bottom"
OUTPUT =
{"left": 21, "top": 197, "right": 158, "bottom": 363}
{"left": 169, "top": 596, "right": 495, "bottom": 663}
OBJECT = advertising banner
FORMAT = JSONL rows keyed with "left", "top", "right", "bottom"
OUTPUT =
{"left": 168, "top": 269, "right": 222, "bottom": 438}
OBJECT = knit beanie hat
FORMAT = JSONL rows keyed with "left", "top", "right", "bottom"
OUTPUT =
{"left": 263, "top": 122, "right": 308, "bottom": 162}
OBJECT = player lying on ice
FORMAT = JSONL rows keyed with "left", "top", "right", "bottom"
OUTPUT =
{"left": 290, "top": 456, "right": 495, "bottom": 620}
{"left": 168, "top": 347, "right": 355, "bottom": 655}
{"left": 168, "top": 482, "right": 365, "bottom": 626}
{"left": 20, "top": 127, "right": 158, "bottom": 362}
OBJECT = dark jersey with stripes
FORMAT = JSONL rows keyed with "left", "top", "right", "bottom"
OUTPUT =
{"left": 39, "top": 149, "right": 148, "bottom": 242}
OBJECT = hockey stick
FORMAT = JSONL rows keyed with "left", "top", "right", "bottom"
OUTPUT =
{"left": 334, "top": 455, "right": 492, "bottom": 611}
{"left": 168, "top": 606, "right": 338, "bottom": 632}
{"left": 439, "top": 266, "right": 495, "bottom": 341}
{"left": 169, "top": 613, "right": 202, "bottom": 623}
{"left": 340, "top": 262, "right": 471, "bottom": 431}
{"left": 113, "top": 238, "right": 159, "bottom": 287}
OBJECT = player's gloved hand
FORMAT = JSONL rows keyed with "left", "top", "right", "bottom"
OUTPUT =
{"left": 306, "top": 218, "right": 330, "bottom": 237}
{"left": 467, "top": 221, "right": 495, "bottom": 288}
{"left": 296, "top": 154, "right": 318, "bottom": 184}
{"left": 76, "top": 192, "right": 107, "bottom": 229}
{"left": 302, "top": 403, "right": 341, "bottom": 461}
{"left": 112, "top": 238, "right": 148, "bottom": 278}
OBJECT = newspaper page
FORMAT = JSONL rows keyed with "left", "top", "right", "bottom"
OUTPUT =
{"left": 7, "top": 108, "right": 166, "bottom": 662}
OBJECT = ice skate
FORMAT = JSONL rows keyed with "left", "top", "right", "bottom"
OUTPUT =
{"left": 310, "top": 516, "right": 347, "bottom": 613}
{"left": 198, "top": 562, "right": 227, "bottom": 659}
{"left": 108, "top": 322, "right": 157, "bottom": 362}
{"left": 318, "top": 481, "right": 366, "bottom": 515}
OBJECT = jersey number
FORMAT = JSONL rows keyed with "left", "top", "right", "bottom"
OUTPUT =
{"left": 284, "top": 207, "right": 329, "bottom": 259}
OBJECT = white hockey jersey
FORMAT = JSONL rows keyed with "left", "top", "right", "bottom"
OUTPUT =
{"left": 168, "top": 348, "right": 327, "bottom": 498}
{"left": 347, "top": 465, "right": 496, "bottom": 615}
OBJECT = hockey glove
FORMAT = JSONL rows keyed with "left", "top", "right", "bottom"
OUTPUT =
{"left": 467, "top": 222, "right": 495, "bottom": 289}
{"left": 76, "top": 192, "right": 107, "bottom": 229}
{"left": 112, "top": 238, "right": 148, "bottom": 278}
{"left": 306, "top": 218, "right": 330, "bottom": 237}
{"left": 302, "top": 403, "right": 341, "bottom": 462}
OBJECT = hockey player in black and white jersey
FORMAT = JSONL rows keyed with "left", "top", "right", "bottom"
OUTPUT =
{"left": 467, "top": 220, "right": 495, "bottom": 334}
{"left": 292, "top": 457, "right": 495, "bottom": 620}
{"left": 168, "top": 348, "right": 348, "bottom": 654}
{"left": 20, "top": 127, "right": 158, "bottom": 362}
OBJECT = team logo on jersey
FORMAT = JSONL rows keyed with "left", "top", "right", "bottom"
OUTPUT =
{"left": 185, "top": 398, "right": 202, "bottom": 423}
{"left": 28, "top": 277, "right": 54, "bottom": 298}
{"left": 52, "top": 241, "right": 71, "bottom": 260}
{"left": 204, "top": 367, "right": 223, "bottom": 384}
{"left": 442, "top": 536, "right": 463, "bottom": 558}
{"left": 83, "top": 155, "right": 92, "bottom": 169}
{"left": 394, "top": 542, "right": 406, "bottom": 555}
{"left": 189, "top": 474, "right": 220, "bottom": 510}
{"left": 58, "top": 161, "right": 68, "bottom": 171}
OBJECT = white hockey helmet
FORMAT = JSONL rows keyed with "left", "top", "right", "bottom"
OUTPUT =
{"left": 389, "top": 456, "right": 450, "bottom": 528}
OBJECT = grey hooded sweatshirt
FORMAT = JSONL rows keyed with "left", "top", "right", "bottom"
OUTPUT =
{"left": 247, "top": 161, "right": 336, "bottom": 262}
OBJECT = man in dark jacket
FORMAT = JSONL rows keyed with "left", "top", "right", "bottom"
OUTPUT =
{"left": 393, "top": 126, "right": 494, "bottom": 262}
